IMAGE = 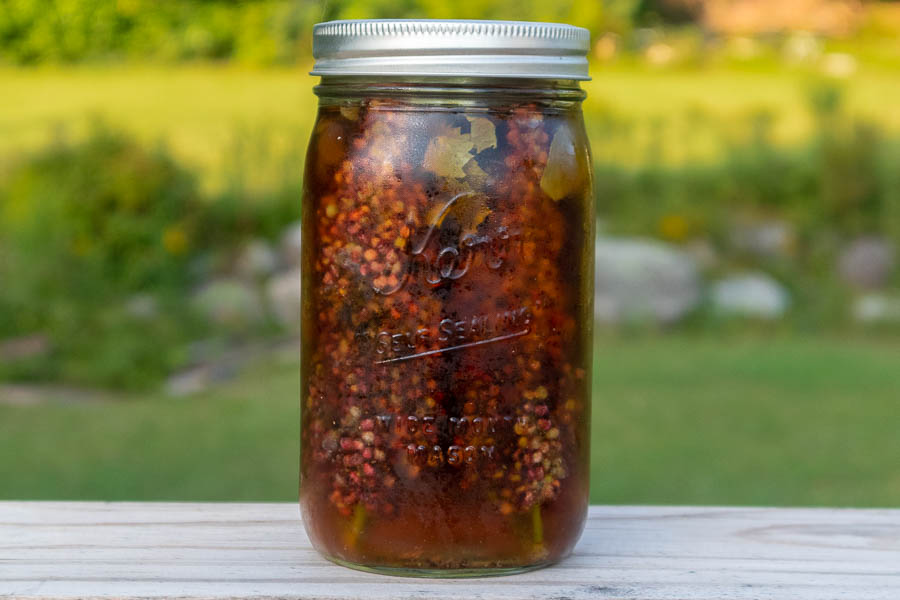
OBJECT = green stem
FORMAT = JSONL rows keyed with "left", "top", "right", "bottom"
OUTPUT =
{"left": 346, "top": 504, "right": 367, "bottom": 550}
{"left": 531, "top": 504, "right": 544, "bottom": 545}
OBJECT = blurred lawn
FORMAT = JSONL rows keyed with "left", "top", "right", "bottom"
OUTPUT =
{"left": 2, "top": 336, "right": 898, "bottom": 506}
{"left": 0, "top": 66, "right": 313, "bottom": 193}
{"left": 4, "top": 62, "right": 900, "bottom": 190}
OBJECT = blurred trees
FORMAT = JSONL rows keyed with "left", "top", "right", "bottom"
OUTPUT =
{"left": 2, "top": 0, "right": 900, "bottom": 388}
{"left": 0, "top": 0, "right": 883, "bottom": 65}
{"left": 0, "top": 0, "right": 321, "bottom": 64}
{"left": 0, "top": 0, "right": 610, "bottom": 65}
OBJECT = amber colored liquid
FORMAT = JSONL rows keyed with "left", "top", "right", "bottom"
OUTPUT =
{"left": 300, "top": 99, "right": 593, "bottom": 572}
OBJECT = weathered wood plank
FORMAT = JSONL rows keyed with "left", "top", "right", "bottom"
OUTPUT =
{"left": 0, "top": 502, "right": 898, "bottom": 599}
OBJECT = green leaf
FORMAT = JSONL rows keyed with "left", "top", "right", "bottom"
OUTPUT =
{"left": 423, "top": 125, "right": 475, "bottom": 178}
{"left": 466, "top": 116, "right": 497, "bottom": 153}
{"left": 540, "top": 126, "right": 588, "bottom": 201}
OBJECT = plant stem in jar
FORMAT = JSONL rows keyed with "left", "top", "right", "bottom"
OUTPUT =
{"left": 345, "top": 504, "right": 367, "bottom": 550}
{"left": 531, "top": 503, "right": 544, "bottom": 545}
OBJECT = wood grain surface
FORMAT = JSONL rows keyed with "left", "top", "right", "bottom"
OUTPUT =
{"left": 1, "top": 502, "right": 898, "bottom": 599}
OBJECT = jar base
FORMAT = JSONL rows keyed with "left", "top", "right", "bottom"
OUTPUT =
{"left": 324, "top": 555, "right": 555, "bottom": 578}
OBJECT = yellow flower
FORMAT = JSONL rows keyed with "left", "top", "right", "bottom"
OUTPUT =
{"left": 659, "top": 214, "right": 690, "bottom": 242}
{"left": 162, "top": 226, "right": 189, "bottom": 255}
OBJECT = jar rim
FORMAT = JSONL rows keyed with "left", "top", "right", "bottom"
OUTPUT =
{"left": 310, "top": 19, "right": 591, "bottom": 81}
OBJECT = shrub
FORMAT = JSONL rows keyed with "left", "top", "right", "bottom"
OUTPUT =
{"left": 0, "top": 126, "right": 205, "bottom": 388}
{"left": 0, "top": 0, "right": 320, "bottom": 65}
{"left": 594, "top": 83, "right": 900, "bottom": 328}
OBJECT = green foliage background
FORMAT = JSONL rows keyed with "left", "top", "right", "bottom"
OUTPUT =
{"left": 0, "top": 0, "right": 612, "bottom": 65}
{"left": 0, "top": 4, "right": 899, "bottom": 384}
{"left": 1, "top": 0, "right": 899, "bottom": 507}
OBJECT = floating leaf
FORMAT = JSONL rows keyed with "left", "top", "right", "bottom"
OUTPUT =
{"left": 364, "top": 120, "right": 396, "bottom": 161}
{"left": 447, "top": 193, "right": 492, "bottom": 239}
{"left": 462, "top": 157, "right": 489, "bottom": 189}
{"left": 424, "top": 191, "right": 491, "bottom": 240}
{"left": 540, "top": 126, "right": 588, "bottom": 201}
{"left": 340, "top": 105, "right": 360, "bottom": 121}
{"left": 466, "top": 116, "right": 497, "bottom": 153}
{"left": 368, "top": 119, "right": 392, "bottom": 141}
{"left": 423, "top": 125, "right": 475, "bottom": 178}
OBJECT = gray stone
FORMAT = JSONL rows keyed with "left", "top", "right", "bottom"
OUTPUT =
{"left": 280, "top": 222, "right": 303, "bottom": 268}
{"left": 710, "top": 273, "right": 790, "bottom": 319}
{"left": 192, "top": 278, "right": 263, "bottom": 330}
{"left": 0, "top": 334, "right": 50, "bottom": 361}
{"left": 783, "top": 31, "right": 822, "bottom": 64}
{"left": 165, "top": 363, "right": 236, "bottom": 397}
{"left": 852, "top": 293, "right": 900, "bottom": 324}
{"left": 0, "top": 383, "right": 113, "bottom": 405}
{"left": 188, "top": 252, "right": 216, "bottom": 283}
{"left": 731, "top": 219, "right": 794, "bottom": 259}
{"left": 0, "top": 385, "right": 45, "bottom": 406}
{"left": 822, "top": 52, "right": 857, "bottom": 78}
{"left": 165, "top": 339, "right": 297, "bottom": 397}
{"left": 838, "top": 236, "right": 895, "bottom": 290}
{"left": 124, "top": 294, "right": 158, "bottom": 320}
{"left": 684, "top": 238, "right": 720, "bottom": 271}
{"left": 184, "top": 338, "right": 229, "bottom": 364}
{"left": 594, "top": 237, "right": 701, "bottom": 324}
{"left": 267, "top": 268, "right": 302, "bottom": 331}
{"left": 235, "top": 239, "right": 278, "bottom": 281}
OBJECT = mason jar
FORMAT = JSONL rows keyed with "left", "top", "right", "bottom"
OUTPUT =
{"left": 300, "top": 19, "right": 594, "bottom": 577}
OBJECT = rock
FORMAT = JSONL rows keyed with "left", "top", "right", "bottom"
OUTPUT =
{"left": 125, "top": 294, "right": 158, "bottom": 320}
{"left": 235, "top": 239, "right": 277, "bottom": 281}
{"left": 280, "top": 221, "right": 303, "bottom": 268}
{"left": 165, "top": 363, "right": 237, "bottom": 397}
{"left": 783, "top": 31, "right": 821, "bottom": 64}
{"left": 165, "top": 339, "right": 298, "bottom": 397}
{"left": 645, "top": 43, "right": 675, "bottom": 66}
{"left": 710, "top": 273, "right": 790, "bottom": 319}
{"left": 0, "top": 383, "right": 114, "bottom": 405}
{"left": 0, "top": 334, "right": 50, "bottom": 361}
{"left": 822, "top": 52, "right": 857, "bottom": 78}
{"left": 188, "top": 252, "right": 216, "bottom": 283}
{"left": 852, "top": 293, "right": 900, "bottom": 324}
{"left": 684, "top": 238, "right": 719, "bottom": 271}
{"left": 183, "top": 338, "right": 229, "bottom": 364}
{"left": 0, "top": 385, "right": 47, "bottom": 405}
{"left": 594, "top": 237, "right": 701, "bottom": 324}
{"left": 267, "top": 268, "right": 302, "bottom": 331}
{"left": 731, "top": 219, "right": 794, "bottom": 259}
{"left": 838, "top": 237, "right": 895, "bottom": 290}
{"left": 192, "top": 278, "right": 263, "bottom": 329}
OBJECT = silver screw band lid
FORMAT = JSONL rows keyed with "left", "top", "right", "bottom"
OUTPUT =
{"left": 311, "top": 19, "right": 590, "bottom": 81}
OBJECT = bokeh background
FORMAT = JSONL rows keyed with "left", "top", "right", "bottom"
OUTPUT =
{"left": 1, "top": 0, "right": 899, "bottom": 506}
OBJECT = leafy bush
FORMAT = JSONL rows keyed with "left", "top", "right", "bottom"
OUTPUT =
{"left": 3, "top": 81, "right": 900, "bottom": 390}
{"left": 594, "top": 83, "right": 900, "bottom": 327}
{"left": 0, "top": 0, "right": 322, "bottom": 65}
{"left": 0, "top": 126, "right": 206, "bottom": 388}
{"left": 0, "top": 0, "right": 610, "bottom": 65}
{"left": 597, "top": 83, "right": 899, "bottom": 233}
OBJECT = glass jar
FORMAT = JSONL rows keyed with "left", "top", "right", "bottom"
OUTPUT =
{"left": 300, "top": 19, "right": 594, "bottom": 577}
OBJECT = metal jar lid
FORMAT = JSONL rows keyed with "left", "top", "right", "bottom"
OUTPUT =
{"left": 310, "top": 19, "right": 590, "bottom": 81}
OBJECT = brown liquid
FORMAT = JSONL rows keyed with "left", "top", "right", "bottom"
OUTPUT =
{"left": 300, "top": 100, "right": 593, "bottom": 571}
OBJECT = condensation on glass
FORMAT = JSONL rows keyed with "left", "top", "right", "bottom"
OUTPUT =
{"left": 300, "top": 19, "right": 595, "bottom": 577}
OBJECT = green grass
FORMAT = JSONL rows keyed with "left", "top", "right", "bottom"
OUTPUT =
{"left": 591, "top": 335, "right": 900, "bottom": 507}
{"left": 0, "top": 65, "right": 315, "bottom": 193}
{"left": 3, "top": 60, "right": 900, "bottom": 190}
{"left": 2, "top": 336, "right": 897, "bottom": 506}
{"left": 0, "top": 351, "right": 301, "bottom": 502}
